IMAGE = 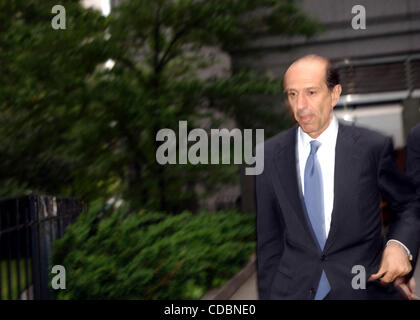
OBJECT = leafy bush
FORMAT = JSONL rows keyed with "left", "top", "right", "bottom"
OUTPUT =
{"left": 51, "top": 202, "right": 255, "bottom": 299}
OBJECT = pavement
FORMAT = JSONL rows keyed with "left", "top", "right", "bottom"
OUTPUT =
{"left": 230, "top": 250, "right": 420, "bottom": 300}
{"left": 230, "top": 271, "right": 258, "bottom": 300}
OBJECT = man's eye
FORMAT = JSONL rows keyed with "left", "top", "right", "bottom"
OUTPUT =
{"left": 288, "top": 92, "right": 296, "bottom": 97}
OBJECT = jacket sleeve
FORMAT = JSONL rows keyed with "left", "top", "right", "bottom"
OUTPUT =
{"left": 406, "top": 126, "right": 420, "bottom": 199}
{"left": 255, "top": 146, "right": 285, "bottom": 299}
{"left": 378, "top": 137, "right": 420, "bottom": 275}
{"left": 405, "top": 126, "right": 420, "bottom": 274}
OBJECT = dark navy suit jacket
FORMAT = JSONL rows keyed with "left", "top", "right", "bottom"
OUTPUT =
{"left": 255, "top": 122, "right": 420, "bottom": 299}
{"left": 407, "top": 123, "right": 420, "bottom": 200}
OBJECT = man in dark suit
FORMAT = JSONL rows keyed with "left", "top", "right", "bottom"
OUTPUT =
{"left": 255, "top": 54, "right": 420, "bottom": 299}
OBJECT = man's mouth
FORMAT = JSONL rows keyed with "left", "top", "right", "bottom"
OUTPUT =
{"left": 299, "top": 114, "right": 313, "bottom": 123}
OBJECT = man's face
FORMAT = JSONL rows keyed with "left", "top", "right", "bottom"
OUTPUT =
{"left": 283, "top": 59, "right": 341, "bottom": 138}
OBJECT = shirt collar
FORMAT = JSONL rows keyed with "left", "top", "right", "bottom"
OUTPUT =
{"left": 298, "top": 114, "right": 339, "bottom": 149}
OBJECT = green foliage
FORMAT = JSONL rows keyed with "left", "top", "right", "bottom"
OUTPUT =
{"left": 0, "top": 0, "right": 110, "bottom": 199}
{"left": 51, "top": 203, "right": 255, "bottom": 299}
{"left": 0, "top": 0, "right": 320, "bottom": 212}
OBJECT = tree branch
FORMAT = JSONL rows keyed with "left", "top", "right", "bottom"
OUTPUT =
{"left": 153, "top": 5, "right": 162, "bottom": 74}
{"left": 156, "top": 27, "right": 188, "bottom": 73}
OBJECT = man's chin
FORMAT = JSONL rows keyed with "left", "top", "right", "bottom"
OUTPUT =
{"left": 299, "top": 124, "right": 317, "bottom": 135}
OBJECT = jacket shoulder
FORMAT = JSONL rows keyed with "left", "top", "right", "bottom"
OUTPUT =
{"left": 261, "top": 126, "right": 296, "bottom": 155}
{"left": 340, "top": 122, "right": 391, "bottom": 147}
{"left": 408, "top": 123, "right": 420, "bottom": 142}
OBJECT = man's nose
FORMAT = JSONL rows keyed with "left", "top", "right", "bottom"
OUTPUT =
{"left": 296, "top": 93, "right": 308, "bottom": 110}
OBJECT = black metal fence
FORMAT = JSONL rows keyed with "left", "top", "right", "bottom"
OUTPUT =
{"left": 0, "top": 195, "right": 84, "bottom": 300}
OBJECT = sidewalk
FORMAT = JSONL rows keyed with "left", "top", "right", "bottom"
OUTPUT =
{"left": 229, "top": 270, "right": 257, "bottom": 300}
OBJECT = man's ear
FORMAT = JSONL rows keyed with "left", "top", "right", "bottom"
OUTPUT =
{"left": 331, "top": 84, "right": 342, "bottom": 107}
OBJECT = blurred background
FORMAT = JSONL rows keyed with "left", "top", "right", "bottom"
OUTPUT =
{"left": 0, "top": 0, "right": 418, "bottom": 300}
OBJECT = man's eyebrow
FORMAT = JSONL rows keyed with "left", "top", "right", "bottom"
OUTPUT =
{"left": 283, "top": 87, "right": 321, "bottom": 94}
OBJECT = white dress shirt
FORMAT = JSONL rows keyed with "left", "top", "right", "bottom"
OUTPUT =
{"left": 297, "top": 115, "right": 338, "bottom": 238}
{"left": 296, "top": 115, "right": 411, "bottom": 258}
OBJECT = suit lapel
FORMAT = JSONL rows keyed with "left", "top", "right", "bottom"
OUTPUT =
{"left": 324, "top": 123, "right": 361, "bottom": 253}
{"left": 272, "top": 127, "right": 321, "bottom": 249}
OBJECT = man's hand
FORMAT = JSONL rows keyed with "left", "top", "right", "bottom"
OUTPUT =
{"left": 394, "top": 276, "right": 419, "bottom": 300}
{"left": 368, "top": 242, "right": 412, "bottom": 285}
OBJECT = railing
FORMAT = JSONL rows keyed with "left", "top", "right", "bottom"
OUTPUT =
{"left": 0, "top": 195, "right": 84, "bottom": 300}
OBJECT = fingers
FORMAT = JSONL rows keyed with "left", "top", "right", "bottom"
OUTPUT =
{"left": 394, "top": 277, "right": 404, "bottom": 286}
{"left": 410, "top": 292, "right": 420, "bottom": 300}
{"left": 370, "top": 270, "right": 400, "bottom": 284}
{"left": 395, "top": 282, "right": 419, "bottom": 300}
{"left": 406, "top": 277, "right": 419, "bottom": 300}
{"left": 379, "top": 271, "right": 399, "bottom": 284}
{"left": 408, "top": 277, "right": 416, "bottom": 293}
{"left": 394, "top": 277, "right": 419, "bottom": 300}
{"left": 369, "top": 265, "right": 412, "bottom": 284}
{"left": 369, "top": 271, "right": 419, "bottom": 299}
{"left": 368, "top": 267, "right": 386, "bottom": 282}
{"left": 395, "top": 282, "right": 413, "bottom": 300}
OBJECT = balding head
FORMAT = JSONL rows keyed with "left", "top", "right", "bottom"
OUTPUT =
{"left": 284, "top": 55, "right": 339, "bottom": 92}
